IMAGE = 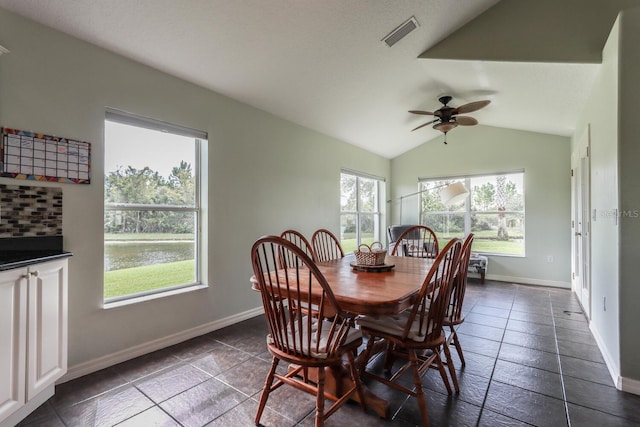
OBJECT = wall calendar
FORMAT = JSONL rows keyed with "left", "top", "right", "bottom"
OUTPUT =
{"left": 0, "top": 127, "right": 91, "bottom": 184}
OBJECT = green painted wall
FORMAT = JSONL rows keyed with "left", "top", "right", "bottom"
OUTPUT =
{"left": 572, "top": 14, "right": 621, "bottom": 384}
{"left": 391, "top": 125, "right": 571, "bottom": 287}
{"left": 0, "top": 8, "right": 389, "bottom": 369}
{"left": 617, "top": 7, "right": 640, "bottom": 387}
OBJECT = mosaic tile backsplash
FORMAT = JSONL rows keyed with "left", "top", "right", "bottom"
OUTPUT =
{"left": 0, "top": 184, "right": 62, "bottom": 237}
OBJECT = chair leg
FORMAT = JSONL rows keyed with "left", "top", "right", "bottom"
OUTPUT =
{"left": 442, "top": 342, "right": 460, "bottom": 393}
{"left": 408, "top": 350, "right": 430, "bottom": 427}
{"left": 315, "top": 366, "right": 325, "bottom": 427}
{"left": 358, "top": 334, "right": 377, "bottom": 373}
{"left": 345, "top": 350, "right": 367, "bottom": 411}
{"left": 451, "top": 328, "right": 465, "bottom": 366}
{"left": 383, "top": 341, "right": 396, "bottom": 372}
{"left": 255, "top": 357, "right": 279, "bottom": 426}
{"left": 434, "top": 352, "right": 452, "bottom": 395}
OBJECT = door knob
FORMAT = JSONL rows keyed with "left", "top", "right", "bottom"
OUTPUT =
{"left": 575, "top": 232, "right": 582, "bottom": 236}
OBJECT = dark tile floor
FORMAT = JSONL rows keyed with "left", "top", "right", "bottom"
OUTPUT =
{"left": 17, "top": 280, "right": 640, "bottom": 426}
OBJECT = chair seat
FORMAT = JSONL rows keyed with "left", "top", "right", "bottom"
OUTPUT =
{"left": 358, "top": 312, "right": 435, "bottom": 342}
{"left": 268, "top": 315, "right": 362, "bottom": 359}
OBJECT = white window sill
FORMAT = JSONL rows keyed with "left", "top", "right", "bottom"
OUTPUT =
{"left": 103, "top": 282, "right": 208, "bottom": 310}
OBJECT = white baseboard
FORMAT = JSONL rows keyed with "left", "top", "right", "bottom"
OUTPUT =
{"left": 479, "top": 273, "right": 571, "bottom": 289}
{"left": 60, "top": 306, "right": 264, "bottom": 384}
{"left": 590, "top": 324, "right": 640, "bottom": 396}
{"left": 589, "top": 322, "right": 622, "bottom": 390}
{"left": 620, "top": 376, "right": 640, "bottom": 395}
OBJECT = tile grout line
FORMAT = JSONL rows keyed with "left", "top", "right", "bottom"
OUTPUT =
{"left": 473, "top": 289, "right": 515, "bottom": 427}
{"left": 549, "top": 294, "right": 572, "bottom": 427}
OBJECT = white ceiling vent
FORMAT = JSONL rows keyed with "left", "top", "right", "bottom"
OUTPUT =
{"left": 382, "top": 16, "right": 419, "bottom": 47}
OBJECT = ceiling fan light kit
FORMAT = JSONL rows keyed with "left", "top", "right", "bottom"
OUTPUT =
{"left": 409, "top": 95, "right": 490, "bottom": 144}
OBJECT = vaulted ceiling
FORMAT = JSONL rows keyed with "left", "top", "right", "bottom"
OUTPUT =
{"left": 0, "top": 0, "right": 635, "bottom": 158}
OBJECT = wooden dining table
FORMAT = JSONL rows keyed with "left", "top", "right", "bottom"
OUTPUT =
{"left": 251, "top": 253, "right": 434, "bottom": 419}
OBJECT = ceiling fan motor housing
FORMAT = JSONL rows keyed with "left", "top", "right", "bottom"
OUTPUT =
{"left": 438, "top": 95, "right": 453, "bottom": 105}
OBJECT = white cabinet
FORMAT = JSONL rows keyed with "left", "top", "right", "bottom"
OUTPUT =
{"left": 0, "top": 265, "right": 27, "bottom": 422}
{"left": 0, "top": 258, "right": 68, "bottom": 426}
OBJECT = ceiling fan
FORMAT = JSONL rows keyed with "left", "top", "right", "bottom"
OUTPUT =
{"left": 409, "top": 95, "right": 490, "bottom": 143}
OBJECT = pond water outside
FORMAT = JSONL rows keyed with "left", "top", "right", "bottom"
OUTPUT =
{"left": 104, "top": 241, "right": 194, "bottom": 271}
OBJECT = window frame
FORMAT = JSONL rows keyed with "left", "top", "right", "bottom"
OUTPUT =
{"left": 340, "top": 169, "right": 385, "bottom": 252}
{"left": 419, "top": 170, "right": 525, "bottom": 257}
{"left": 103, "top": 108, "right": 205, "bottom": 303}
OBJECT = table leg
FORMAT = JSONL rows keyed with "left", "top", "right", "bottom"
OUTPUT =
{"left": 289, "top": 360, "right": 391, "bottom": 419}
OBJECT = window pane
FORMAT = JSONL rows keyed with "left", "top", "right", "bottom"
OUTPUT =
{"left": 104, "top": 209, "right": 195, "bottom": 235}
{"left": 105, "top": 121, "right": 196, "bottom": 206}
{"left": 420, "top": 171, "right": 525, "bottom": 256}
{"left": 359, "top": 213, "right": 378, "bottom": 246}
{"left": 422, "top": 213, "right": 465, "bottom": 240}
{"left": 420, "top": 180, "right": 466, "bottom": 212}
{"left": 358, "top": 177, "right": 378, "bottom": 212}
{"left": 104, "top": 115, "right": 202, "bottom": 302}
{"left": 104, "top": 210, "right": 196, "bottom": 300}
{"left": 340, "top": 172, "right": 383, "bottom": 250}
{"left": 470, "top": 173, "right": 524, "bottom": 212}
{"left": 340, "top": 213, "right": 357, "bottom": 253}
{"left": 340, "top": 174, "right": 357, "bottom": 211}
{"left": 471, "top": 213, "right": 524, "bottom": 255}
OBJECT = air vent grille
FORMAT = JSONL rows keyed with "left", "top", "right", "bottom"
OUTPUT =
{"left": 382, "top": 16, "right": 419, "bottom": 48}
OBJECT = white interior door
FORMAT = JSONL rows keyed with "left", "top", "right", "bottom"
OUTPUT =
{"left": 572, "top": 127, "right": 591, "bottom": 318}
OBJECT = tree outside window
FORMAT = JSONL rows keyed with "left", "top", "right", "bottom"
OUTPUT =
{"left": 103, "top": 111, "right": 204, "bottom": 302}
{"left": 340, "top": 172, "right": 383, "bottom": 253}
{"left": 420, "top": 172, "right": 525, "bottom": 255}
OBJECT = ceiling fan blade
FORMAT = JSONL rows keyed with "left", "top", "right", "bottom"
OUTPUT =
{"left": 408, "top": 110, "right": 435, "bottom": 116}
{"left": 456, "top": 116, "right": 478, "bottom": 126}
{"left": 454, "top": 100, "right": 490, "bottom": 114}
{"left": 411, "top": 119, "right": 437, "bottom": 131}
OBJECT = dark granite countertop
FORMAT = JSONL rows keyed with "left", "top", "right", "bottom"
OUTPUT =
{"left": 0, "top": 236, "right": 72, "bottom": 271}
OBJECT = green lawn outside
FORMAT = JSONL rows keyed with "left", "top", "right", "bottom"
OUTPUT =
{"left": 341, "top": 233, "right": 376, "bottom": 253}
{"left": 104, "top": 259, "right": 195, "bottom": 299}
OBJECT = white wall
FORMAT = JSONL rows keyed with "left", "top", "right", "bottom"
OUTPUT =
{"left": 617, "top": 8, "right": 640, "bottom": 390}
{"left": 391, "top": 125, "right": 571, "bottom": 287}
{"left": 0, "top": 8, "right": 390, "bottom": 373}
{"left": 571, "top": 7, "right": 640, "bottom": 392}
{"left": 572, "top": 15, "right": 621, "bottom": 384}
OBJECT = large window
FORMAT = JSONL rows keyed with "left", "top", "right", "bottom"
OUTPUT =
{"left": 103, "top": 109, "right": 205, "bottom": 302}
{"left": 340, "top": 170, "right": 384, "bottom": 253}
{"left": 340, "top": 171, "right": 384, "bottom": 253}
{"left": 420, "top": 171, "right": 525, "bottom": 255}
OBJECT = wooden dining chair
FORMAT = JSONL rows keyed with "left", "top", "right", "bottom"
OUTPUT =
{"left": 280, "top": 229, "right": 316, "bottom": 265}
{"left": 311, "top": 228, "right": 345, "bottom": 262}
{"left": 444, "top": 233, "right": 474, "bottom": 368}
{"left": 357, "top": 238, "right": 462, "bottom": 427}
{"left": 251, "top": 235, "right": 366, "bottom": 427}
{"left": 390, "top": 225, "right": 439, "bottom": 259}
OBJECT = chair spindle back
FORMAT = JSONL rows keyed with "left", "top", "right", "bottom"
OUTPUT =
{"left": 390, "top": 225, "right": 440, "bottom": 259}
{"left": 251, "top": 235, "right": 351, "bottom": 360}
{"left": 401, "top": 238, "right": 462, "bottom": 343}
{"left": 311, "top": 228, "right": 345, "bottom": 262}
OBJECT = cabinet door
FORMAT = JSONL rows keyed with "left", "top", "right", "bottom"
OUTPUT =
{"left": 27, "top": 260, "right": 68, "bottom": 400}
{"left": 0, "top": 268, "right": 27, "bottom": 421}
